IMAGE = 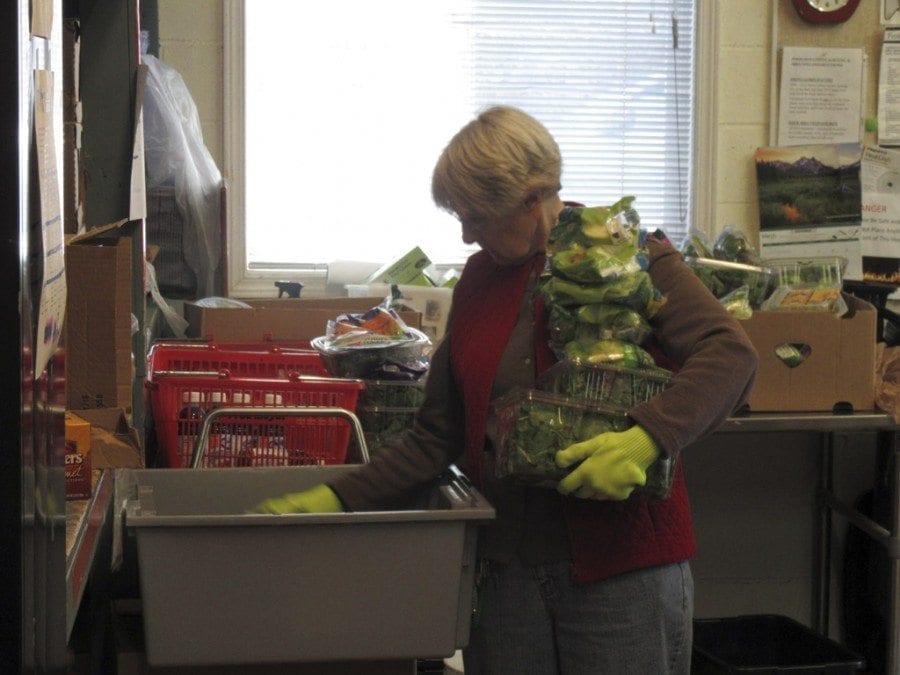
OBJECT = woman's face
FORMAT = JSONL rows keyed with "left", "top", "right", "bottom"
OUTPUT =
{"left": 462, "top": 193, "right": 564, "bottom": 266}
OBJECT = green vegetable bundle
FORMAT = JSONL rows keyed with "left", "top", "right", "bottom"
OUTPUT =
{"left": 548, "top": 304, "right": 651, "bottom": 350}
{"left": 549, "top": 196, "right": 640, "bottom": 253}
{"left": 490, "top": 198, "right": 676, "bottom": 491}
{"left": 539, "top": 197, "right": 666, "bottom": 370}
{"left": 562, "top": 337, "right": 657, "bottom": 370}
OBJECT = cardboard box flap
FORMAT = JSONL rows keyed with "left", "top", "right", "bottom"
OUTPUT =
{"left": 74, "top": 407, "right": 143, "bottom": 469}
{"left": 67, "top": 218, "right": 129, "bottom": 245}
{"left": 183, "top": 297, "right": 422, "bottom": 342}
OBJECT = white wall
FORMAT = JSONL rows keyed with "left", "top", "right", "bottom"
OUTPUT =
{"left": 158, "top": 0, "right": 224, "bottom": 169}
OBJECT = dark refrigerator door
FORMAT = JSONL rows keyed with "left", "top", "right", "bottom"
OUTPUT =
{"left": 0, "top": 0, "right": 67, "bottom": 672}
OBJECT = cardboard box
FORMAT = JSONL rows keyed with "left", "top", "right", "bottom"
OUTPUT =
{"left": 65, "top": 413, "right": 92, "bottom": 500}
{"left": 740, "top": 293, "right": 877, "bottom": 412}
{"left": 63, "top": 18, "right": 84, "bottom": 235}
{"left": 365, "top": 246, "right": 436, "bottom": 286}
{"left": 75, "top": 407, "right": 144, "bottom": 469}
{"left": 183, "top": 297, "right": 421, "bottom": 342}
{"left": 65, "top": 221, "right": 134, "bottom": 411}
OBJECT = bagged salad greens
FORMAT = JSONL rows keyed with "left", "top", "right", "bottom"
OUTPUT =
{"left": 548, "top": 196, "right": 640, "bottom": 253}
{"left": 718, "top": 285, "right": 753, "bottom": 320}
{"left": 549, "top": 241, "right": 643, "bottom": 284}
{"left": 684, "top": 256, "right": 775, "bottom": 310}
{"left": 713, "top": 224, "right": 762, "bottom": 266}
{"left": 540, "top": 272, "right": 664, "bottom": 314}
{"left": 540, "top": 197, "right": 667, "bottom": 370}
{"left": 682, "top": 225, "right": 776, "bottom": 311}
{"left": 562, "top": 337, "right": 658, "bottom": 370}
{"left": 493, "top": 389, "right": 632, "bottom": 486}
{"left": 547, "top": 304, "right": 652, "bottom": 350}
{"left": 679, "top": 227, "right": 715, "bottom": 259}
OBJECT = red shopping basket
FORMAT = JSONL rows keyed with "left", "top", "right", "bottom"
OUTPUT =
{"left": 147, "top": 340, "right": 328, "bottom": 380}
{"left": 147, "top": 371, "right": 365, "bottom": 468}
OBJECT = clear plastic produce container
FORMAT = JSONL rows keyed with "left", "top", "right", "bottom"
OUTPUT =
{"left": 684, "top": 256, "right": 776, "bottom": 308}
{"left": 359, "top": 379, "right": 427, "bottom": 408}
{"left": 358, "top": 406, "right": 418, "bottom": 454}
{"left": 538, "top": 361, "right": 671, "bottom": 408}
{"left": 764, "top": 255, "right": 846, "bottom": 288}
{"left": 492, "top": 388, "right": 677, "bottom": 498}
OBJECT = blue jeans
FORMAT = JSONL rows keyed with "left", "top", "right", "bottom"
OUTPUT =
{"left": 463, "top": 558, "right": 693, "bottom": 675}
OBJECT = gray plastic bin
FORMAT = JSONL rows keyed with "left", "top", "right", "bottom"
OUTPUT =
{"left": 124, "top": 464, "right": 494, "bottom": 667}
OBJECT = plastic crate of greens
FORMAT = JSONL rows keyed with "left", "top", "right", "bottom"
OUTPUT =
{"left": 492, "top": 389, "right": 632, "bottom": 487}
{"left": 764, "top": 255, "right": 846, "bottom": 288}
{"left": 538, "top": 361, "right": 671, "bottom": 409}
{"left": 493, "top": 388, "right": 680, "bottom": 498}
{"left": 684, "top": 256, "right": 776, "bottom": 308}
{"left": 357, "top": 406, "right": 417, "bottom": 452}
{"left": 359, "top": 379, "right": 427, "bottom": 408}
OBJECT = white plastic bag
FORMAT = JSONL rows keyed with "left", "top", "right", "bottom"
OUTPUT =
{"left": 143, "top": 54, "right": 222, "bottom": 298}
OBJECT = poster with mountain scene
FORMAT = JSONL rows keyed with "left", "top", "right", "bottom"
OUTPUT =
{"left": 754, "top": 143, "right": 862, "bottom": 280}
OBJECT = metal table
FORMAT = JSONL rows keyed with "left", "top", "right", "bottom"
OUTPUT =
{"left": 718, "top": 411, "right": 899, "bottom": 674}
{"left": 66, "top": 470, "right": 113, "bottom": 639}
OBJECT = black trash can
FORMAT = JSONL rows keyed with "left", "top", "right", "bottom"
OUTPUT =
{"left": 691, "top": 614, "right": 866, "bottom": 674}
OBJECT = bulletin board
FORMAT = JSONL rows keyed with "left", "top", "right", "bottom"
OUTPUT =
{"left": 774, "top": 0, "right": 882, "bottom": 143}
{"left": 771, "top": 1, "right": 900, "bottom": 289}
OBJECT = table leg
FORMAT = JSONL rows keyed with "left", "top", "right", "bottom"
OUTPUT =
{"left": 888, "top": 431, "right": 900, "bottom": 675}
{"left": 815, "top": 431, "right": 834, "bottom": 636}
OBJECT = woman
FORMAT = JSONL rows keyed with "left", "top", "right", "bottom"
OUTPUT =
{"left": 257, "top": 105, "right": 758, "bottom": 674}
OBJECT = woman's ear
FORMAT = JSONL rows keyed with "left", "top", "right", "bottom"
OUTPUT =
{"left": 461, "top": 221, "right": 478, "bottom": 244}
{"left": 532, "top": 193, "right": 562, "bottom": 227}
{"left": 524, "top": 192, "right": 544, "bottom": 221}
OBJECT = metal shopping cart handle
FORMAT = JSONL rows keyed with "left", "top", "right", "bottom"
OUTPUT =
{"left": 190, "top": 406, "right": 370, "bottom": 469}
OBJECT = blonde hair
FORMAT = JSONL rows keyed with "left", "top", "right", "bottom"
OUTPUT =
{"left": 431, "top": 105, "right": 562, "bottom": 223}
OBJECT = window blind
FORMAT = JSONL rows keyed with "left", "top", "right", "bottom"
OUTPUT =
{"left": 243, "top": 0, "right": 694, "bottom": 268}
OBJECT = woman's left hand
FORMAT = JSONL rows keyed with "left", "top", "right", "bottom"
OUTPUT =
{"left": 555, "top": 425, "right": 660, "bottom": 500}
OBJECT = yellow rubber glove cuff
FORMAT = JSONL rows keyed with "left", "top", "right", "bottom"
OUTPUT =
{"left": 555, "top": 425, "right": 660, "bottom": 501}
{"left": 251, "top": 484, "right": 344, "bottom": 514}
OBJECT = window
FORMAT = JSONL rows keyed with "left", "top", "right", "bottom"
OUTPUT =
{"left": 225, "top": 0, "right": 702, "bottom": 296}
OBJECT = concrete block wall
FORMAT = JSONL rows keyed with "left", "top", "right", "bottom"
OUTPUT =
{"left": 157, "top": 0, "right": 224, "bottom": 170}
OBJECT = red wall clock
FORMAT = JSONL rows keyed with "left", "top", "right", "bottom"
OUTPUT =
{"left": 790, "top": 0, "right": 861, "bottom": 24}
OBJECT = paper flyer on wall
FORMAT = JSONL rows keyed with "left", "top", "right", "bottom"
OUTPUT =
{"left": 33, "top": 70, "right": 66, "bottom": 378}
{"left": 878, "top": 30, "right": 900, "bottom": 146}
{"left": 754, "top": 143, "right": 862, "bottom": 280}
{"left": 860, "top": 144, "right": 900, "bottom": 289}
{"left": 778, "top": 46, "right": 864, "bottom": 147}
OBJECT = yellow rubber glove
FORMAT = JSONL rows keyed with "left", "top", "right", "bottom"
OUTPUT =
{"left": 251, "top": 484, "right": 344, "bottom": 514}
{"left": 555, "top": 425, "right": 660, "bottom": 501}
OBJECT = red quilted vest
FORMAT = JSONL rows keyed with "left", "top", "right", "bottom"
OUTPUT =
{"left": 449, "top": 250, "right": 697, "bottom": 583}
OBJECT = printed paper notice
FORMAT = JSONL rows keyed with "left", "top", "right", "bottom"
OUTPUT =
{"left": 33, "top": 70, "right": 66, "bottom": 378}
{"left": 861, "top": 144, "right": 900, "bottom": 286}
{"left": 878, "top": 36, "right": 900, "bottom": 146}
{"left": 778, "top": 47, "right": 864, "bottom": 147}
